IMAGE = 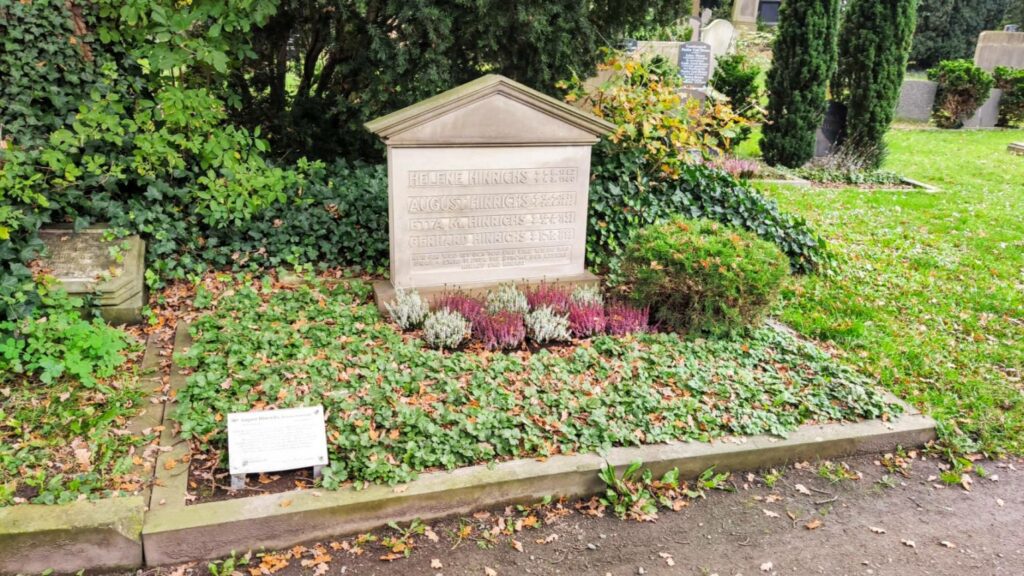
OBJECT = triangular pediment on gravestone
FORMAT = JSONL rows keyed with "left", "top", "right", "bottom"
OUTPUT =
{"left": 364, "top": 74, "right": 616, "bottom": 146}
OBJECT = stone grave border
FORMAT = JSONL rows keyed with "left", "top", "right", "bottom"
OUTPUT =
{"left": 0, "top": 334, "right": 166, "bottom": 575}
{"left": 141, "top": 323, "right": 936, "bottom": 566}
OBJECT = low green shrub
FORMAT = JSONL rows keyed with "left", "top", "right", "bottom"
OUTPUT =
{"left": 711, "top": 53, "right": 763, "bottom": 144}
{"left": 994, "top": 66, "right": 1024, "bottom": 128}
{"left": 621, "top": 218, "right": 789, "bottom": 335}
{"left": 927, "top": 59, "right": 995, "bottom": 128}
{"left": 587, "top": 147, "right": 831, "bottom": 276}
{"left": 0, "top": 279, "right": 132, "bottom": 387}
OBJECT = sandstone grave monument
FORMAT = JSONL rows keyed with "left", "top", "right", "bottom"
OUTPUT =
{"left": 365, "top": 75, "right": 615, "bottom": 303}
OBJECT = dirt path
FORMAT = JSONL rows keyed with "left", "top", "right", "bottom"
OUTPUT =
{"left": 145, "top": 452, "right": 1023, "bottom": 576}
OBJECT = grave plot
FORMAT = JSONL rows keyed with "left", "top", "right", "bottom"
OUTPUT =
{"left": 170, "top": 275, "right": 902, "bottom": 500}
{"left": 0, "top": 307, "right": 164, "bottom": 574}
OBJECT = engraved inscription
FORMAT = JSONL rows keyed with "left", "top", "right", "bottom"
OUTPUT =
{"left": 408, "top": 191, "right": 574, "bottom": 213}
{"left": 409, "top": 167, "right": 578, "bottom": 188}
{"left": 411, "top": 229, "right": 573, "bottom": 250}
{"left": 411, "top": 246, "right": 571, "bottom": 271}
{"left": 410, "top": 211, "right": 575, "bottom": 231}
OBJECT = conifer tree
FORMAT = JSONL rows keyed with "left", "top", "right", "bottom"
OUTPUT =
{"left": 833, "top": 0, "right": 919, "bottom": 168}
{"left": 761, "top": 0, "right": 842, "bottom": 168}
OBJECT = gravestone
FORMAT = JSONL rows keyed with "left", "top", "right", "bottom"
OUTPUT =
{"left": 895, "top": 79, "right": 939, "bottom": 122}
{"left": 732, "top": 0, "right": 759, "bottom": 29}
{"left": 814, "top": 102, "right": 846, "bottom": 157}
{"left": 974, "top": 31, "right": 1024, "bottom": 71}
{"left": 701, "top": 19, "right": 737, "bottom": 74}
{"left": 679, "top": 42, "right": 713, "bottom": 88}
{"left": 1009, "top": 142, "right": 1024, "bottom": 155}
{"left": 365, "top": 75, "right": 614, "bottom": 304}
{"left": 37, "top": 228, "right": 146, "bottom": 324}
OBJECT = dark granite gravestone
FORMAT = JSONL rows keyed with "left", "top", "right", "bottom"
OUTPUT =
{"left": 38, "top": 228, "right": 146, "bottom": 324}
{"left": 678, "top": 41, "right": 712, "bottom": 88}
{"left": 815, "top": 101, "right": 847, "bottom": 157}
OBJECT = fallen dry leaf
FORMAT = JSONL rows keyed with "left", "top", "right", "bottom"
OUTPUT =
{"left": 431, "top": 559, "right": 443, "bottom": 569}
{"left": 940, "top": 541, "right": 956, "bottom": 549}
{"left": 795, "top": 484, "right": 812, "bottom": 496}
{"left": 870, "top": 526, "right": 887, "bottom": 534}
{"left": 763, "top": 509, "right": 780, "bottom": 519}
{"left": 805, "top": 519, "right": 823, "bottom": 530}
{"left": 511, "top": 539, "right": 524, "bottom": 553}
{"left": 484, "top": 567, "right": 498, "bottom": 576}
{"left": 902, "top": 540, "right": 916, "bottom": 548}
{"left": 761, "top": 561, "right": 773, "bottom": 571}
{"left": 279, "top": 499, "right": 292, "bottom": 508}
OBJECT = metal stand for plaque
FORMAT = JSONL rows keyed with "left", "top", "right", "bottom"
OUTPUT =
{"left": 230, "top": 462, "right": 325, "bottom": 491}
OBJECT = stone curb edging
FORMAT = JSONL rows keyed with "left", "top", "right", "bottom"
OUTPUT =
{"left": 0, "top": 333, "right": 166, "bottom": 575}
{"left": 141, "top": 323, "right": 936, "bottom": 566}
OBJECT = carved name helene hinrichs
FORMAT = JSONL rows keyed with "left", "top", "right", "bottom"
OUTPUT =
{"left": 366, "top": 74, "right": 614, "bottom": 289}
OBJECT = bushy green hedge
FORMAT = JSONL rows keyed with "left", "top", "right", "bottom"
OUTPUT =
{"left": 995, "top": 66, "right": 1024, "bottom": 127}
{"left": 622, "top": 218, "right": 789, "bottom": 335}
{"left": 587, "top": 143, "right": 832, "bottom": 277}
{"left": 927, "top": 59, "right": 995, "bottom": 129}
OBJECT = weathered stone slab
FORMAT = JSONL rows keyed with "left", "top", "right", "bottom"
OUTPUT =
{"left": 0, "top": 497, "right": 144, "bottom": 575}
{"left": 974, "top": 31, "right": 1024, "bottom": 71}
{"left": 38, "top": 228, "right": 146, "bottom": 324}
{"left": 732, "top": 0, "right": 759, "bottom": 28}
{"left": 371, "top": 272, "right": 600, "bottom": 314}
{"left": 895, "top": 79, "right": 938, "bottom": 122}
{"left": 1010, "top": 142, "right": 1024, "bottom": 155}
{"left": 964, "top": 88, "right": 1004, "bottom": 128}
{"left": 365, "top": 75, "right": 614, "bottom": 293}
{"left": 701, "top": 19, "right": 736, "bottom": 72}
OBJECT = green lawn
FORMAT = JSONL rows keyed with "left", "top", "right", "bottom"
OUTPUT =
{"left": 760, "top": 128, "right": 1024, "bottom": 456}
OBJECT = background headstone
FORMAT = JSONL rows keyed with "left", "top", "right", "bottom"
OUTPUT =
{"left": 1009, "top": 142, "right": 1024, "bottom": 155}
{"left": 678, "top": 42, "right": 713, "bottom": 88}
{"left": 973, "top": 31, "right": 1024, "bottom": 71}
{"left": 688, "top": 17, "right": 703, "bottom": 41}
{"left": 814, "top": 102, "right": 846, "bottom": 157}
{"left": 701, "top": 19, "right": 737, "bottom": 74}
{"left": 758, "top": 0, "right": 782, "bottom": 25}
{"left": 37, "top": 228, "right": 146, "bottom": 324}
{"left": 963, "top": 88, "right": 1004, "bottom": 128}
{"left": 731, "top": 0, "right": 759, "bottom": 29}
{"left": 895, "top": 79, "right": 939, "bottom": 122}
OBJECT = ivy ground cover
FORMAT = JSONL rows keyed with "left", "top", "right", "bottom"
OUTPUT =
{"left": 174, "top": 276, "right": 899, "bottom": 488}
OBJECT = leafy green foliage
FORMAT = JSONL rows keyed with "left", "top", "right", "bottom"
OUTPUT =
{"left": 994, "top": 66, "right": 1024, "bottom": 127}
{"left": 621, "top": 218, "right": 789, "bottom": 335}
{"left": 0, "top": 281, "right": 131, "bottom": 388}
{"left": 598, "top": 462, "right": 730, "bottom": 521}
{"left": 910, "top": 0, "right": 1010, "bottom": 69}
{"left": 711, "top": 53, "right": 763, "bottom": 143}
{"left": 0, "top": 281, "right": 147, "bottom": 506}
{"left": 562, "top": 52, "right": 750, "bottom": 178}
{"left": 227, "top": 0, "right": 693, "bottom": 161}
{"left": 762, "top": 0, "right": 842, "bottom": 167}
{"left": 832, "top": 0, "right": 918, "bottom": 168}
{"left": 587, "top": 148, "right": 832, "bottom": 276}
{"left": 174, "top": 276, "right": 898, "bottom": 487}
{"left": 927, "top": 60, "right": 995, "bottom": 128}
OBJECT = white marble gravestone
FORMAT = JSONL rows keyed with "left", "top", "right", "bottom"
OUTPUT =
{"left": 365, "top": 75, "right": 615, "bottom": 299}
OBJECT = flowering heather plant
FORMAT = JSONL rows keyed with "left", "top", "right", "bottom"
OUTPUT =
{"left": 570, "top": 284, "right": 604, "bottom": 307}
{"left": 384, "top": 289, "right": 429, "bottom": 330}
{"left": 525, "top": 306, "right": 572, "bottom": 344}
{"left": 474, "top": 311, "right": 526, "bottom": 351}
{"left": 704, "top": 157, "right": 761, "bottom": 179}
{"left": 422, "top": 310, "right": 471, "bottom": 350}
{"left": 525, "top": 284, "right": 572, "bottom": 314}
{"left": 606, "top": 302, "right": 650, "bottom": 336}
{"left": 568, "top": 302, "right": 607, "bottom": 338}
{"left": 433, "top": 292, "right": 486, "bottom": 323}
{"left": 486, "top": 282, "right": 529, "bottom": 315}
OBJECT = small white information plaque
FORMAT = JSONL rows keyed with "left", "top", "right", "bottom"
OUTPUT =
{"left": 227, "top": 406, "right": 329, "bottom": 487}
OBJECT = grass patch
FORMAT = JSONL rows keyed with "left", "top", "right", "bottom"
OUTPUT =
{"left": 757, "top": 128, "right": 1024, "bottom": 456}
{"left": 174, "top": 276, "right": 899, "bottom": 488}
